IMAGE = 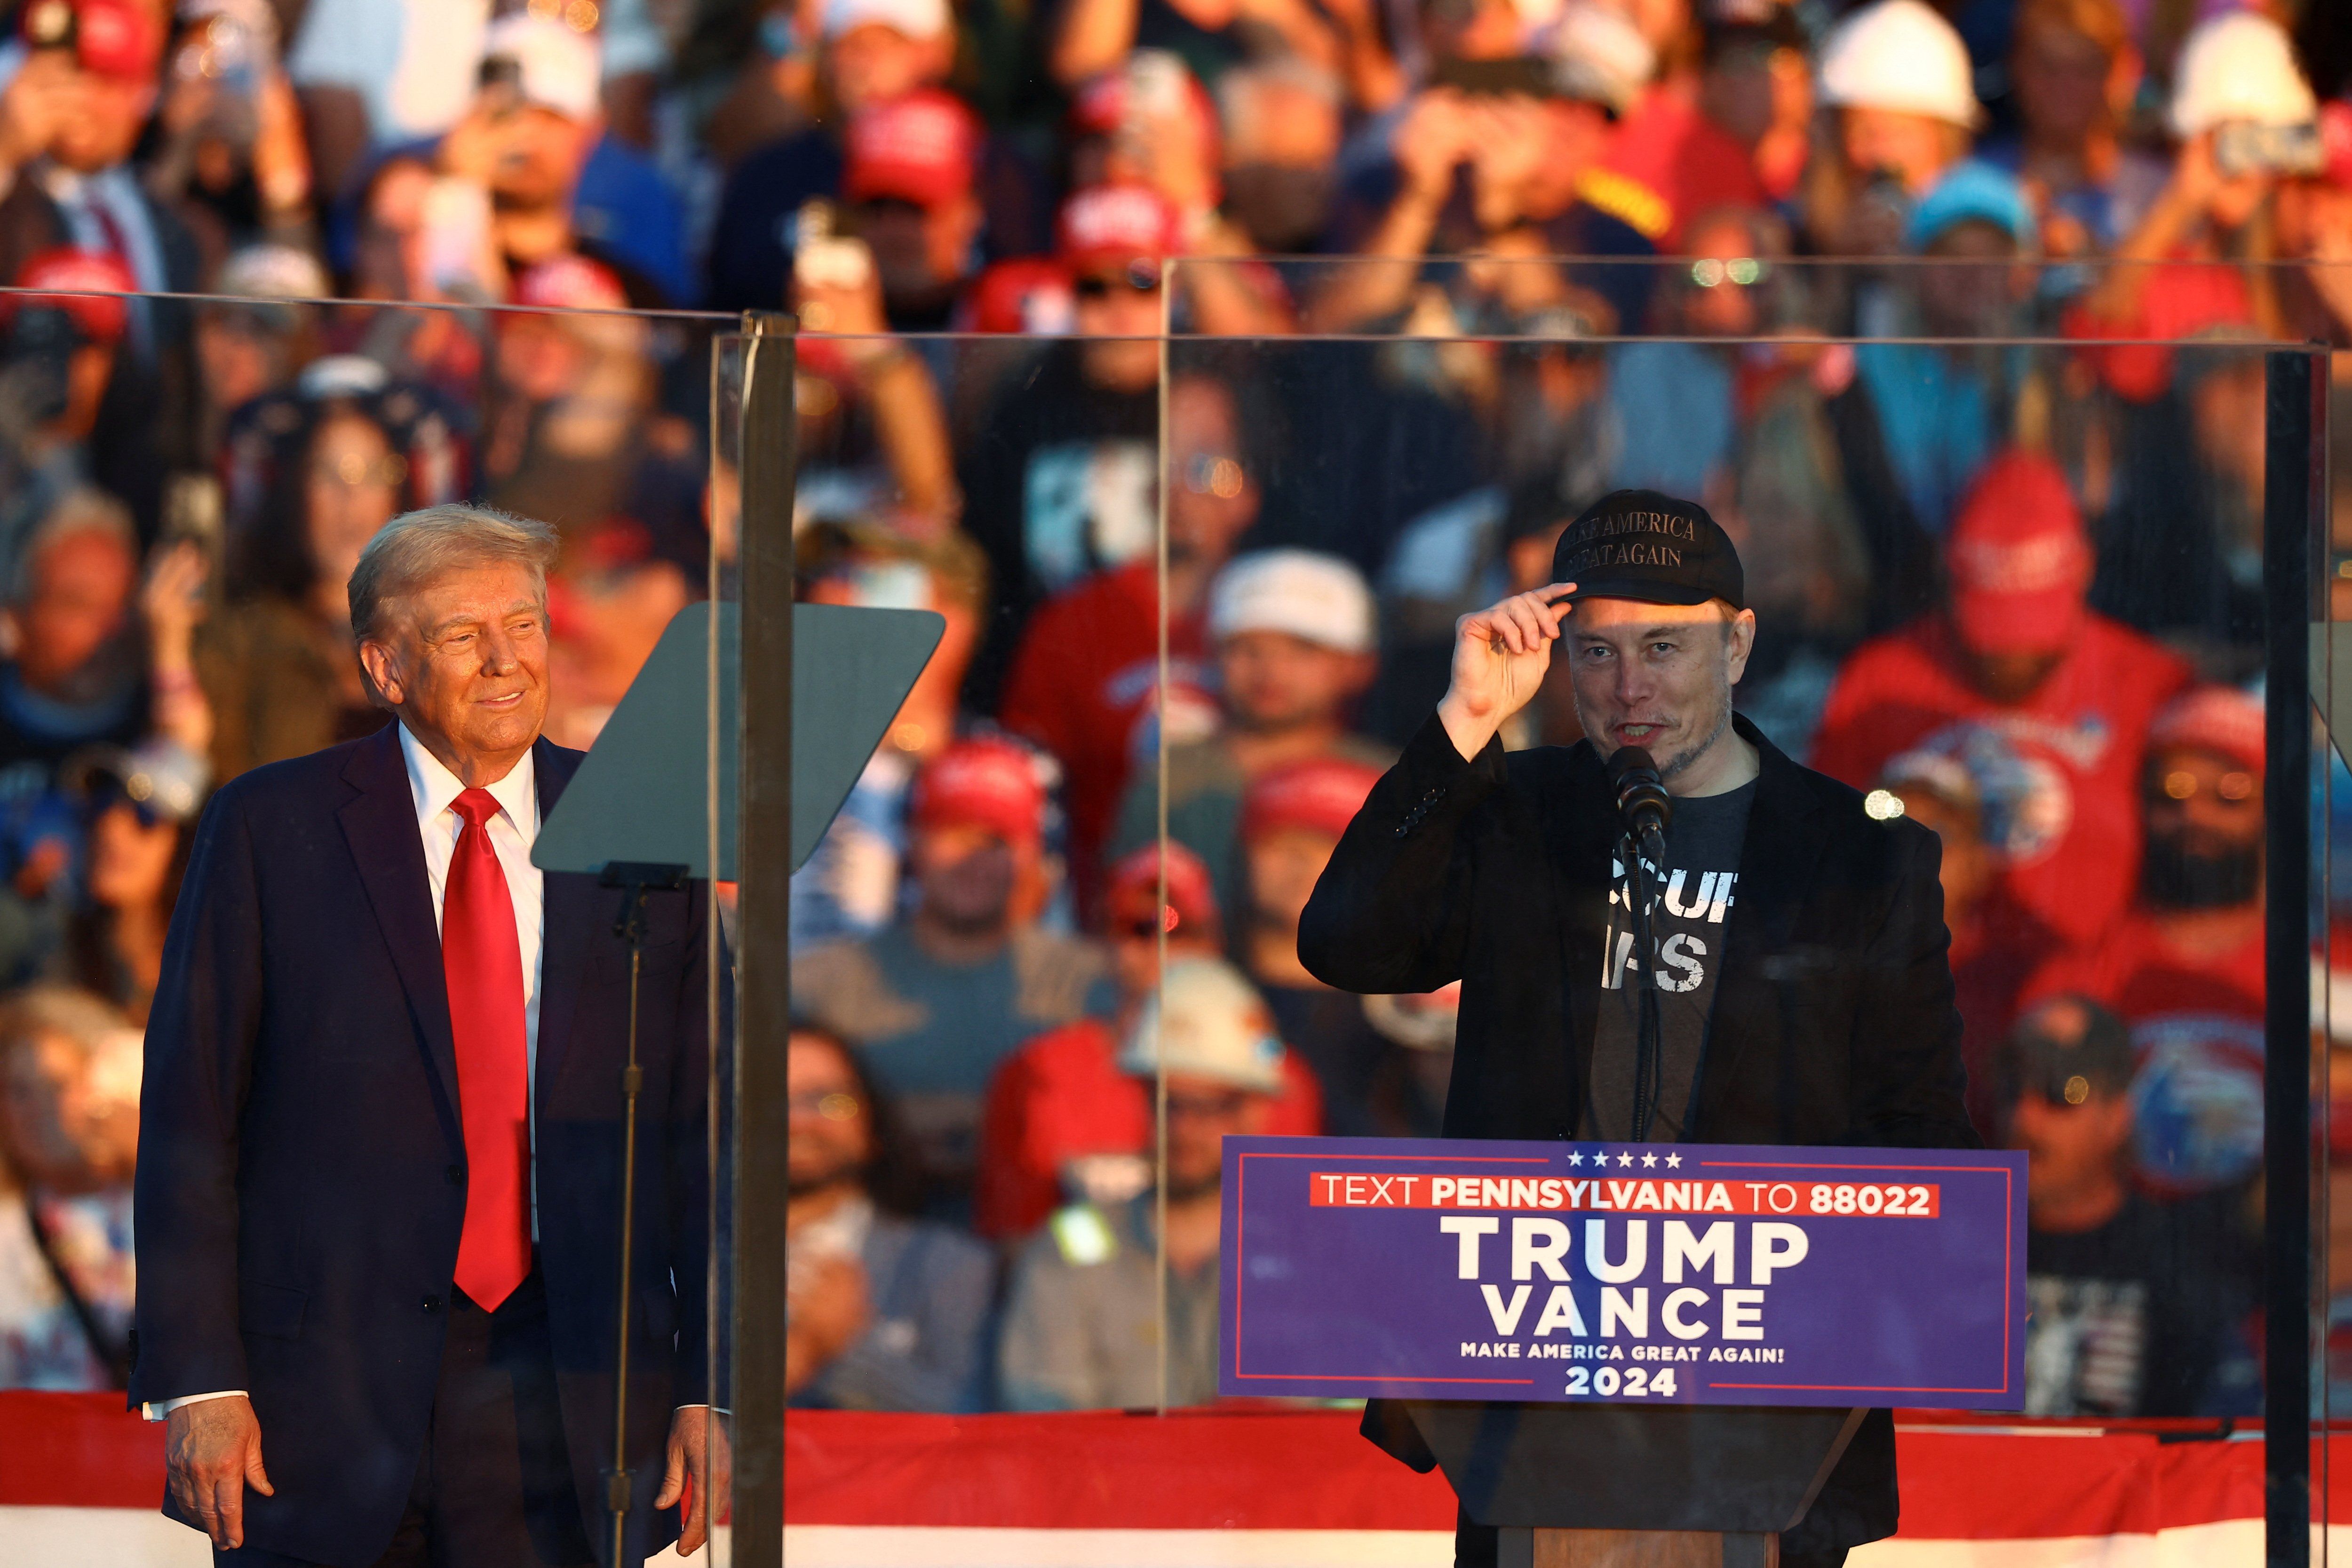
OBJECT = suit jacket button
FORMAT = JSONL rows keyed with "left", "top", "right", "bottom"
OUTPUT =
{"left": 422, "top": 1294, "right": 443, "bottom": 1314}
{"left": 445, "top": 1165, "right": 464, "bottom": 1186}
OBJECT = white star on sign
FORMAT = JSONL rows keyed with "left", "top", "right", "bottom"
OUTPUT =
{"left": 1665, "top": 1153, "right": 1682, "bottom": 1168}
{"left": 1618, "top": 1152, "right": 1634, "bottom": 1167}
{"left": 1641, "top": 1153, "right": 1657, "bottom": 1168}
{"left": 1567, "top": 1151, "right": 1583, "bottom": 1166}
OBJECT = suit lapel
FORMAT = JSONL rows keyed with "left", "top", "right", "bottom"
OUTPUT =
{"left": 336, "top": 724, "right": 461, "bottom": 1126}
{"left": 532, "top": 739, "right": 597, "bottom": 1113}
{"left": 1693, "top": 719, "right": 1831, "bottom": 1137}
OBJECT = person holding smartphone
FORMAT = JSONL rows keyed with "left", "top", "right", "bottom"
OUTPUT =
{"left": 1309, "top": 4, "right": 1656, "bottom": 333}
{"left": 2072, "top": 11, "right": 2317, "bottom": 400}
{"left": 430, "top": 14, "right": 632, "bottom": 302}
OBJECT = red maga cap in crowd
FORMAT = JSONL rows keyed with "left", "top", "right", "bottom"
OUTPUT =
{"left": 1104, "top": 842, "right": 1220, "bottom": 939}
{"left": 1068, "top": 53, "right": 1211, "bottom": 138}
{"left": 4, "top": 248, "right": 135, "bottom": 342}
{"left": 509, "top": 254, "right": 628, "bottom": 311}
{"left": 1945, "top": 452, "right": 2092, "bottom": 657}
{"left": 911, "top": 737, "right": 1047, "bottom": 848}
{"left": 2147, "top": 685, "right": 2265, "bottom": 777}
{"left": 960, "top": 256, "right": 1076, "bottom": 334}
{"left": 21, "top": 0, "right": 162, "bottom": 81}
{"left": 1068, "top": 51, "right": 1219, "bottom": 157}
{"left": 1240, "top": 758, "right": 1383, "bottom": 844}
{"left": 843, "top": 89, "right": 979, "bottom": 210}
{"left": 1057, "top": 182, "right": 1182, "bottom": 271}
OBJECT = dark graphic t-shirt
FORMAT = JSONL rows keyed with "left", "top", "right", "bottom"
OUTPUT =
{"left": 2024, "top": 1192, "right": 2247, "bottom": 1417}
{"left": 1581, "top": 780, "right": 1755, "bottom": 1142}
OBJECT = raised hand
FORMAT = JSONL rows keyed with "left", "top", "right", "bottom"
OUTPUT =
{"left": 1435, "top": 582, "right": 1575, "bottom": 760}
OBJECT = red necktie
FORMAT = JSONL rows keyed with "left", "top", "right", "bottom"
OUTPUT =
{"left": 445, "top": 787, "right": 531, "bottom": 1311}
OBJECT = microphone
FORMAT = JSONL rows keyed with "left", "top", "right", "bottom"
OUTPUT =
{"left": 1605, "top": 746, "right": 1671, "bottom": 1139}
{"left": 1605, "top": 745, "right": 1672, "bottom": 858}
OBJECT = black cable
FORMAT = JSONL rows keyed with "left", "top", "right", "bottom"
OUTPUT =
{"left": 1621, "top": 830, "right": 1666, "bottom": 1141}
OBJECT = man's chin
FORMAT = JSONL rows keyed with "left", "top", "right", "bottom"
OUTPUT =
{"left": 1165, "top": 1174, "right": 1222, "bottom": 1204}
{"left": 467, "top": 708, "right": 547, "bottom": 751}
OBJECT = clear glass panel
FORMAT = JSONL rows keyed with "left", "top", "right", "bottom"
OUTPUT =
{"left": 758, "top": 314, "right": 2329, "bottom": 1554}
{"left": 1167, "top": 256, "right": 2352, "bottom": 349}
{"left": 0, "top": 281, "right": 734, "bottom": 1549}
{"left": 1156, "top": 323, "right": 2290, "bottom": 1414}
{"left": 785, "top": 331, "right": 1137, "bottom": 1414}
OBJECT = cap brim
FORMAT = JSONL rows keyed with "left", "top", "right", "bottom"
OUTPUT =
{"left": 1565, "top": 579, "right": 1727, "bottom": 608}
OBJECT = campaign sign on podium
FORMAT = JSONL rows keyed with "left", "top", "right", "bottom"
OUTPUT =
{"left": 1219, "top": 1137, "right": 2026, "bottom": 1411}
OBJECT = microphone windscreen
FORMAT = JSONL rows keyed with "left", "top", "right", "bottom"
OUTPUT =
{"left": 1605, "top": 746, "right": 1659, "bottom": 788}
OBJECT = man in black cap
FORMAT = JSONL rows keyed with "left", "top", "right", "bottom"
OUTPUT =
{"left": 1300, "top": 488, "right": 1975, "bottom": 1568}
{"left": 2000, "top": 995, "right": 2248, "bottom": 1418}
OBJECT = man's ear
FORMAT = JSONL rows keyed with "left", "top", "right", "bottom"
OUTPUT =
{"left": 358, "top": 637, "right": 404, "bottom": 709}
{"left": 1724, "top": 608, "right": 1757, "bottom": 683}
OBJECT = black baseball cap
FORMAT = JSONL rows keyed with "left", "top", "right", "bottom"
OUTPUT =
{"left": 2000, "top": 995, "right": 2134, "bottom": 1107}
{"left": 1552, "top": 488, "right": 1744, "bottom": 611}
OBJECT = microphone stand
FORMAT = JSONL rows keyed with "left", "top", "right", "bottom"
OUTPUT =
{"left": 1605, "top": 747, "right": 1673, "bottom": 1140}
{"left": 598, "top": 859, "right": 686, "bottom": 1568}
{"left": 1622, "top": 829, "right": 1666, "bottom": 1140}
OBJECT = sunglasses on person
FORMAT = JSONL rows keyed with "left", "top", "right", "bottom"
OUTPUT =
{"left": 787, "top": 1090, "right": 861, "bottom": 1121}
{"left": 1180, "top": 453, "right": 1246, "bottom": 497}
{"left": 90, "top": 780, "right": 166, "bottom": 831}
{"left": 2148, "top": 769, "right": 2257, "bottom": 806}
{"left": 1073, "top": 262, "right": 1163, "bottom": 299}
{"left": 310, "top": 452, "right": 409, "bottom": 490}
{"left": 1689, "top": 258, "right": 1768, "bottom": 288}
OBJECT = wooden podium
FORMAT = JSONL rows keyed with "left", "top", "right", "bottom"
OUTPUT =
{"left": 1383, "top": 1401, "right": 1867, "bottom": 1568}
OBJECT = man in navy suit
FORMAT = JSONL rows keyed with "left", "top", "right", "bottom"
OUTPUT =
{"left": 131, "top": 503, "right": 724, "bottom": 1567}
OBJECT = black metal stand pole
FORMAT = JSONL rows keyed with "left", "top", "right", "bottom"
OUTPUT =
{"left": 2263, "top": 348, "right": 2320, "bottom": 1568}
{"left": 598, "top": 860, "right": 685, "bottom": 1568}
{"left": 1624, "top": 830, "right": 1666, "bottom": 1140}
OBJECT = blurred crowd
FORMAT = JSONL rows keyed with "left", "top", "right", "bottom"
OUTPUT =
{"left": 0, "top": 0, "right": 2345, "bottom": 1435}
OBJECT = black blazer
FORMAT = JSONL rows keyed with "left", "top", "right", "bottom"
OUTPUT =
{"left": 130, "top": 724, "right": 715, "bottom": 1568}
{"left": 1299, "top": 711, "right": 1976, "bottom": 1556}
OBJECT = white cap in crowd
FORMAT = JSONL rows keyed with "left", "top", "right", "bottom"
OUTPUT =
{"left": 823, "top": 0, "right": 951, "bottom": 41}
{"left": 1544, "top": 4, "right": 1656, "bottom": 116}
{"left": 1208, "top": 549, "right": 1376, "bottom": 654}
{"left": 480, "top": 13, "right": 603, "bottom": 122}
{"left": 1817, "top": 0, "right": 1980, "bottom": 129}
{"left": 2169, "top": 12, "right": 2316, "bottom": 139}
{"left": 215, "top": 242, "right": 329, "bottom": 302}
{"left": 1118, "top": 957, "right": 1287, "bottom": 1095}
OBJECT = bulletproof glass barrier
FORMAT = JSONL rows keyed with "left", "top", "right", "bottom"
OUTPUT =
{"left": 0, "top": 269, "right": 2324, "bottom": 1563}
{"left": 0, "top": 265, "right": 2337, "bottom": 1564}
{"left": 0, "top": 284, "right": 737, "bottom": 1566}
{"left": 1160, "top": 255, "right": 2352, "bottom": 353}
{"left": 770, "top": 310, "right": 2335, "bottom": 1565}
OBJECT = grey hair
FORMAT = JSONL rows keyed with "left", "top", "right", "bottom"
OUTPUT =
{"left": 13, "top": 487, "right": 136, "bottom": 605}
{"left": 0, "top": 984, "right": 132, "bottom": 1064}
{"left": 347, "top": 502, "right": 560, "bottom": 643}
{"left": 1216, "top": 55, "right": 1343, "bottom": 126}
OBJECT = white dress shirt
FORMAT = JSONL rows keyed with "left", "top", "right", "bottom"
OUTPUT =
{"left": 144, "top": 726, "right": 545, "bottom": 1420}
{"left": 400, "top": 723, "right": 545, "bottom": 1069}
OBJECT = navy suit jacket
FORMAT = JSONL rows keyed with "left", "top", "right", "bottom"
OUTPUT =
{"left": 131, "top": 724, "right": 715, "bottom": 1568}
